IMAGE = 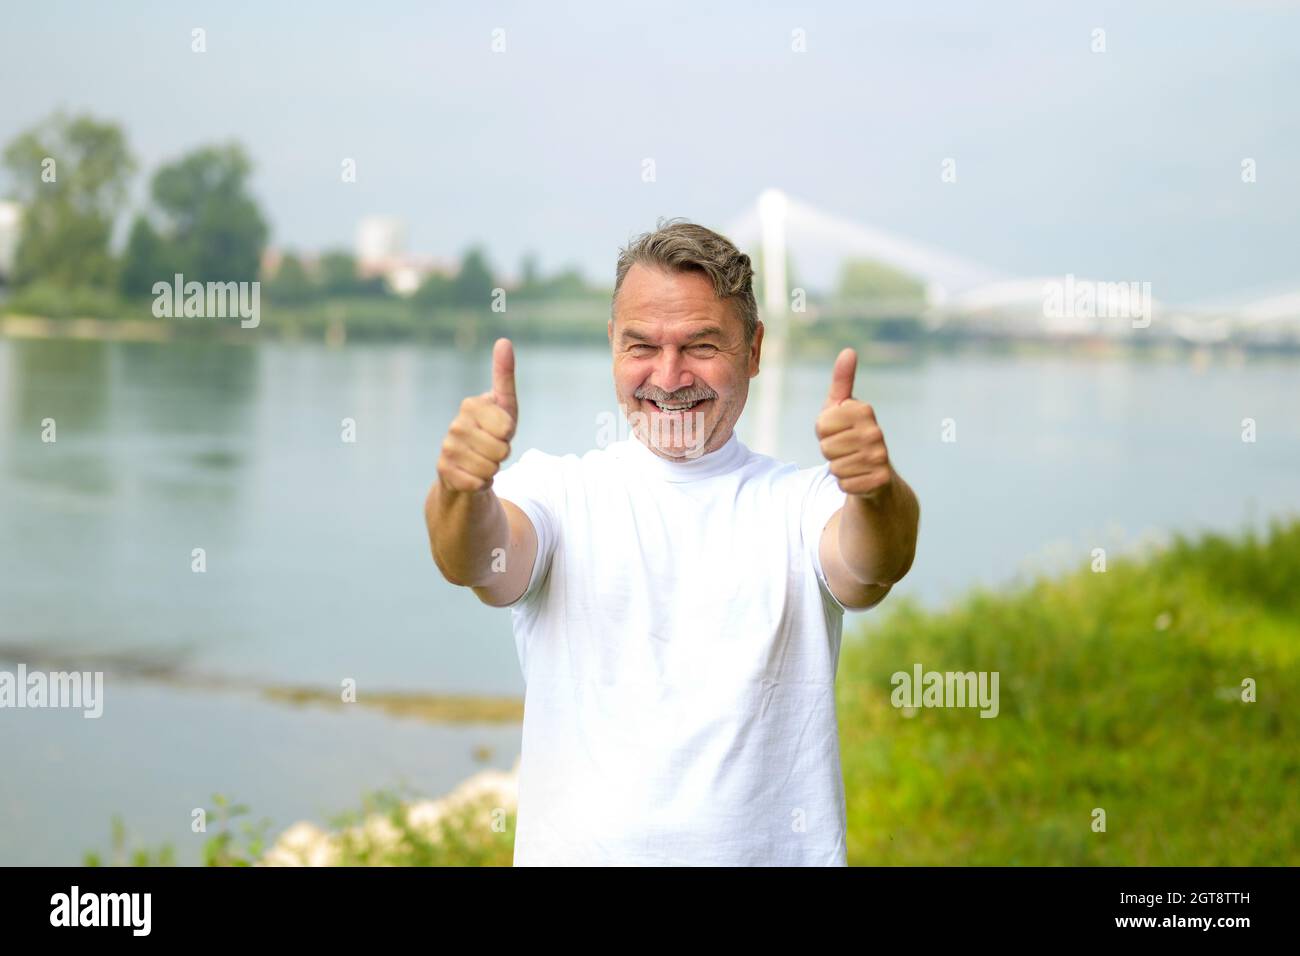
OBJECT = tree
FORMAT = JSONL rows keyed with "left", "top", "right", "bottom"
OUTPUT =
{"left": 519, "top": 252, "right": 539, "bottom": 289}
{"left": 1, "top": 112, "right": 135, "bottom": 289}
{"left": 513, "top": 259, "right": 593, "bottom": 302}
{"left": 267, "top": 253, "right": 313, "bottom": 304}
{"left": 144, "top": 144, "right": 268, "bottom": 283}
{"left": 838, "top": 259, "right": 926, "bottom": 305}
{"left": 537, "top": 267, "right": 589, "bottom": 300}
{"left": 119, "top": 215, "right": 176, "bottom": 297}
{"left": 451, "top": 247, "right": 496, "bottom": 307}
{"left": 316, "top": 250, "right": 385, "bottom": 297}
{"left": 318, "top": 251, "right": 358, "bottom": 296}
{"left": 413, "top": 270, "right": 454, "bottom": 308}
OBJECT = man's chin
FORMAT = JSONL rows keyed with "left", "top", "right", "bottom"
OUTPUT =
{"left": 646, "top": 437, "right": 708, "bottom": 460}
{"left": 634, "top": 404, "right": 713, "bottom": 460}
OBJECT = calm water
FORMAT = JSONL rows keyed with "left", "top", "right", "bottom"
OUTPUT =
{"left": 1, "top": 336, "right": 1297, "bottom": 864}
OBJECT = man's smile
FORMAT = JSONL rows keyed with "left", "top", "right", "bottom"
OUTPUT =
{"left": 642, "top": 396, "right": 712, "bottom": 414}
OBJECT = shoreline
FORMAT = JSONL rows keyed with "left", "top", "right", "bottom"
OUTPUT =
{"left": 0, "top": 643, "right": 522, "bottom": 726}
{"left": 4, "top": 312, "right": 1297, "bottom": 363}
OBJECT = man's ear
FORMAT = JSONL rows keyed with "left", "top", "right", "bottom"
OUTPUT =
{"left": 749, "top": 320, "right": 764, "bottom": 377}
{"left": 607, "top": 318, "right": 614, "bottom": 347}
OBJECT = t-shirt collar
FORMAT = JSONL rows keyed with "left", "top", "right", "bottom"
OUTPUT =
{"left": 621, "top": 429, "right": 747, "bottom": 482}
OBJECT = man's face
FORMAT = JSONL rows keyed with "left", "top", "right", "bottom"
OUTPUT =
{"left": 608, "top": 263, "right": 763, "bottom": 460}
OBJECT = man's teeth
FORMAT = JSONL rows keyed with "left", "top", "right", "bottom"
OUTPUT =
{"left": 652, "top": 399, "right": 702, "bottom": 411}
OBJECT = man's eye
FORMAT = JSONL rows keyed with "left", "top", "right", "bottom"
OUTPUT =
{"left": 629, "top": 344, "right": 656, "bottom": 355}
{"left": 690, "top": 344, "right": 719, "bottom": 355}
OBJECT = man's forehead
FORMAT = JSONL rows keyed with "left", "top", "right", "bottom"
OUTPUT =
{"left": 617, "top": 265, "right": 725, "bottom": 310}
{"left": 613, "top": 263, "right": 745, "bottom": 339}
{"left": 618, "top": 318, "right": 729, "bottom": 342}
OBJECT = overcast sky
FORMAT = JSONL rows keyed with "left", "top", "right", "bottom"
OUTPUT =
{"left": 2, "top": 0, "right": 1297, "bottom": 302}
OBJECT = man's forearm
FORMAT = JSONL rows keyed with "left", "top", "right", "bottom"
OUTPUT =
{"left": 837, "top": 471, "right": 920, "bottom": 586}
{"left": 424, "top": 479, "right": 509, "bottom": 587}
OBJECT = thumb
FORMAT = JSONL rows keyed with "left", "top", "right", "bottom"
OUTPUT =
{"left": 491, "top": 337, "right": 517, "bottom": 419}
{"left": 825, "top": 347, "right": 857, "bottom": 408}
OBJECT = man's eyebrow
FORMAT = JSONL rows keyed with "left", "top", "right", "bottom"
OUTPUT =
{"left": 621, "top": 325, "right": 724, "bottom": 343}
{"left": 683, "top": 326, "right": 724, "bottom": 341}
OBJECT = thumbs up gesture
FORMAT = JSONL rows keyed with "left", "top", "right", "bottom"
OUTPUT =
{"left": 437, "top": 337, "right": 518, "bottom": 493}
{"left": 815, "top": 347, "right": 894, "bottom": 499}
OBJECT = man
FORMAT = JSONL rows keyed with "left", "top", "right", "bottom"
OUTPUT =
{"left": 424, "top": 219, "right": 920, "bottom": 865}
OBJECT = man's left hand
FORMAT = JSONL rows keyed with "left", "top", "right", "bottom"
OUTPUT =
{"left": 815, "top": 347, "right": 894, "bottom": 500}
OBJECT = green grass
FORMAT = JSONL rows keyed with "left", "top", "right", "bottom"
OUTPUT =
{"left": 86, "top": 514, "right": 1300, "bottom": 865}
{"left": 837, "top": 514, "right": 1300, "bottom": 865}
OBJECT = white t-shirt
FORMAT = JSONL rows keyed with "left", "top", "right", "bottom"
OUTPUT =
{"left": 490, "top": 429, "right": 851, "bottom": 866}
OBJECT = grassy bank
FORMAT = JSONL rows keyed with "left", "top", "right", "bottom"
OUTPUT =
{"left": 838, "top": 514, "right": 1299, "bottom": 865}
{"left": 88, "top": 515, "right": 1300, "bottom": 865}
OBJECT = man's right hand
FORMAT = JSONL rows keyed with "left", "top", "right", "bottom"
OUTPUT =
{"left": 437, "top": 338, "right": 518, "bottom": 493}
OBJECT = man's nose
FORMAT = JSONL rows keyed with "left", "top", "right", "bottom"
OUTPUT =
{"left": 634, "top": 345, "right": 686, "bottom": 390}
{"left": 649, "top": 347, "right": 694, "bottom": 393}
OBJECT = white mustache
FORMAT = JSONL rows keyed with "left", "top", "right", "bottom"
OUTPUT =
{"left": 635, "top": 387, "right": 716, "bottom": 403}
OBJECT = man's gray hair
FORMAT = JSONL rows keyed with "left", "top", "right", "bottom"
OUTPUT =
{"left": 612, "top": 217, "right": 759, "bottom": 342}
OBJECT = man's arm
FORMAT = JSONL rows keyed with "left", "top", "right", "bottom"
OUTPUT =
{"left": 424, "top": 337, "right": 538, "bottom": 608}
{"left": 815, "top": 347, "right": 921, "bottom": 611}
{"left": 820, "top": 471, "right": 920, "bottom": 610}
{"left": 425, "top": 481, "right": 538, "bottom": 608}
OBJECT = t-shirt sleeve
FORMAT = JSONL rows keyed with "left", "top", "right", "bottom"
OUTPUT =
{"left": 800, "top": 463, "right": 849, "bottom": 614}
{"left": 490, "top": 448, "right": 561, "bottom": 608}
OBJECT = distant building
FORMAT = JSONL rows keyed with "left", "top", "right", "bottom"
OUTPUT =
{"left": 0, "top": 201, "right": 21, "bottom": 284}
{"left": 356, "top": 216, "right": 406, "bottom": 265}
{"left": 355, "top": 216, "right": 455, "bottom": 296}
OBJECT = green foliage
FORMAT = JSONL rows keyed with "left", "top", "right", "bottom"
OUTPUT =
{"left": 317, "top": 250, "right": 385, "bottom": 297}
{"left": 451, "top": 246, "right": 496, "bottom": 307}
{"left": 84, "top": 786, "right": 513, "bottom": 867}
{"left": 519, "top": 252, "right": 540, "bottom": 288}
{"left": 412, "top": 247, "right": 500, "bottom": 309}
{"left": 1, "top": 114, "right": 273, "bottom": 305}
{"left": 1, "top": 112, "right": 135, "bottom": 289}
{"left": 266, "top": 253, "right": 314, "bottom": 304}
{"left": 82, "top": 815, "right": 175, "bottom": 867}
{"left": 82, "top": 793, "right": 272, "bottom": 867}
{"left": 513, "top": 262, "right": 594, "bottom": 303}
{"left": 837, "top": 258, "right": 927, "bottom": 304}
{"left": 837, "top": 514, "right": 1300, "bottom": 865}
{"left": 135, "top": 143, "right": 268, "bottom": 285}
{"left": 200, "top": 793, "right": 274, "bottom": 867}
{"left": 804, "top": 314, "right": 925, "bottom": 346}
{"left": 6, "top": 280, "right": 126, "bottom": 319}
{"left": 327, "top": 785, "right": 515, "bottom": 867}
{"left": 413, "top": 270, "right": 455, "bottom": 307}
{"left": 118, "top": 215, "right": 175, "bottom": 297}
